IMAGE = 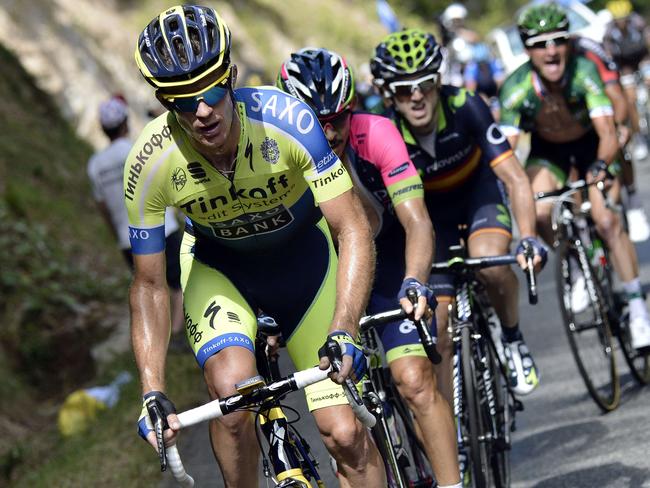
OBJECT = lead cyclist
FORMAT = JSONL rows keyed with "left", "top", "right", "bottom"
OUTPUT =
{"left": 128, "top": 5, "right": 385, "bottom": 486}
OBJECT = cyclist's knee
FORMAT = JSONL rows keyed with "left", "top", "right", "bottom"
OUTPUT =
{"left": 393, "top": 359, "right": 438, "bottom": 408}
{"left": 316, "top": 407, "right": 367, "bottom": 459}
{"left": 204, "top": 347, "right": 257, "bottom": 399}
{"left": 594, "top": 211, "right": 622, "bottom": 243}
{"left": 477, "top": 265, "right": 514, "bottom": 289}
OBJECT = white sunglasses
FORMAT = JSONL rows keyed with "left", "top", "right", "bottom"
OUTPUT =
{"left": 388, "top": 73, "right": 439, "bottom": 97}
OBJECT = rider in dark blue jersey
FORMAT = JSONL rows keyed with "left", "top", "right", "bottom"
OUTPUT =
{"left": 371, "top": 28, "right": 546, "bottom": 399}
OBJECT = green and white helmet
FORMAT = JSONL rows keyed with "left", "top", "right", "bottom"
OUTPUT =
{"left": 518, "top": 3, "right": 570, "bottom": 46}
{"left": 370, "top": 28, "right": 443, "bottom": 87}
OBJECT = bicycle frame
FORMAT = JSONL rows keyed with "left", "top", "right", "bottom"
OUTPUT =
{"left": 254, "top": 335, "right": 324, "bottom": 488}
{"left": 358, "top": 306, "right": 435, "bottom": 488}
{"left": 432, "top": 247, "right": 533, "bottom": 488}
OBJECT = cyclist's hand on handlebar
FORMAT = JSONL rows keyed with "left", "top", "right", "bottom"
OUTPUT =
{"left": 137, "top": 391, "right": 180, "bottom": 451}
{"left": 397, "top": 277, "right": 433, "bottom": 321}
{"left": 586, "top": 159, "right": 616, "bottom": 187}
{"left": 515, "top": 236, "right": 547, "bottom": 272}
{"left": 318, "top": 331, "right": 366, "bottom": 384}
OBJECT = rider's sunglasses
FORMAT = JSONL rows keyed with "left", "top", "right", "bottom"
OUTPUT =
{"left": 388, "top": 73, "right": 439, "bottom": 98}
{"left": 525, "top": 32, "right": 570, "bottom": 50}
{"left": 159, "top": 68, "right": 231, "bottom": 113}
{"left": 319, "top": 109, "right": 351, "bottom": 130}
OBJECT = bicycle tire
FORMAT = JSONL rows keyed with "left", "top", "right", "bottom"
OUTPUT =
{"left": 556, "top": 239, "right": 620, "bottom": 411}
{"left": 461, "top": 324, "right": 490, "bottom": 487}
{"left": 484, "top": 330, "right": 511, "bottom": 488}
{"left": 370, "top": 403, "right": 410, "bottom": 488}
{"left": 389, "top": 387, "right": 435, "bottom": 487}
{"left": 596, "top": 244, "right": 650, "bottom": 386}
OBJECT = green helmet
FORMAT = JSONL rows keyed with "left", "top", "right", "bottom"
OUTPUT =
{"left": 370, "top": 28, "right": 443, "bottom": 85}
{"left": 518, "top": 3, "right": 570, "bottom": 46}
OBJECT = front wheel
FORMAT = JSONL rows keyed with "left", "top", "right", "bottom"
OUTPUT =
{"left": 460, "top": 325, "right": 490, "bottom": 487}
{"left": 555, "top": 240, "right": 620, "bottom": 412}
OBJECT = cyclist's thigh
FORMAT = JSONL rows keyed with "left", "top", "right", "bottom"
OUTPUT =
{"left": 179, "top": 232, "right": 257, "bottom": 369}
{"left": 277, "top": 219, "right": 349, "bottom": 412}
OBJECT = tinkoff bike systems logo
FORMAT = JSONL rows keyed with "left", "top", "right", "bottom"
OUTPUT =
{"left": 171, "top": 167, "right": 187, "bottom": 191}
{"left": 260, "top": 137, "right": 280, "bottom": 164}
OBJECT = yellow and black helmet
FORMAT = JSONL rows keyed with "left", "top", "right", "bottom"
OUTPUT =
{"left": 135, "top": 5, "right": 231, "bottom": 90}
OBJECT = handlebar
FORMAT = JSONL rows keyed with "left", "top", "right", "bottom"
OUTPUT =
{"left": 160, "top": 363, "right": 374, "bottom": 486}
{"left": 358, "top": 293, "right": 442, "bottom": 364}
{"left": 431, "top": 253, "right": 538, "bottom": 305}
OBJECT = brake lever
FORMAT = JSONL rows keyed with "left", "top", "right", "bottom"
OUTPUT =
{"left": 522, "top": 242, "right": 538, "bottom": 305}
{"left": 154, "top": 414, "right": 168, "bottom": 472}
{"left": 406, "top": 288, "right": 442, "bottom": 364}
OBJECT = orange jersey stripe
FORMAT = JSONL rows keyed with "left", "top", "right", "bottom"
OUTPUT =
{"left": 423, "top": 147, "right": 481, "bottom": 192}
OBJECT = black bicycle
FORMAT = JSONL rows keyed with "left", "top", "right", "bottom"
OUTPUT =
{"left": 357, "top": 290, "right": 440, "bottom": 487}
{"left": 537, "top": 179, "right": 650, "bottom": 412}
{"left": 430, "top": 245, "right": 536, "bottom": 488}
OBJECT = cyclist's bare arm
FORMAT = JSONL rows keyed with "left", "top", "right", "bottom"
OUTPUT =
{"left": 591, "top": 115, "right": 618, "bottom": 165}
{"left": 319, "top": 189, "right": 375, "bottom": 379}
{"left": 394, "top": 198, "right": 435, "bottom": 319}
{"left": 131, "top": 252, "right": 170, "bottom": 391}
{"left": 604, "top": 83, "right": 630, "bottom": 146}
{"left": 492, "top": 153, "right": 541, "bottom": 269}
{"left": 131, "top": 252, "right": 180, "bottom": 447}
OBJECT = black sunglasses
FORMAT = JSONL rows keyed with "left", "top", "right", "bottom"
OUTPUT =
{"left": 319, "top": 110, "right": 351, "bottom": 129}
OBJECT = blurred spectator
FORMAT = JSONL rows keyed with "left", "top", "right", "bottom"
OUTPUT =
{"left": 464, "top": 43, "right": 506, "bottom": 119}
{"left": 356, "top": 62, "right": 385, "bottom": 113}
{"left": 87, "top": 96, "right": 186, "bottom": 345}
{"left": 438, "top": 3, "right": 480, "bottom": 87}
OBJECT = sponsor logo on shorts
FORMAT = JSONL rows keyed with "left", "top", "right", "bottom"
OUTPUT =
{"left": 311, "top": 391, "right": 345, "bottom": 404}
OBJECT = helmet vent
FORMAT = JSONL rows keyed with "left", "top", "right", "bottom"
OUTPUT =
{"left": 155, "top": 38, "right": 173, "bottom": 70}
{"left": 188, "top": 27, "right": 201, "bottom": 57}
{"left": 206, "top": 25, "right": 216, "bottom": 51}
{"left": 172, "top": 37, "right": 189, "bottom": 68}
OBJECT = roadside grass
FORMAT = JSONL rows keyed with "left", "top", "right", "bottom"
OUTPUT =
{"left": 8, "top": 349, "right": 207, "bottom": 488}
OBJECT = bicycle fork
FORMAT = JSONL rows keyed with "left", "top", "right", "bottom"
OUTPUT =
{"left": 258, "top": 405, "right": 321, "bottom": 487}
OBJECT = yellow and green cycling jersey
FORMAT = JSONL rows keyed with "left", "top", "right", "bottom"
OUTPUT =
{"left": 124, "top": 86, "right": 352, "bottom": 254}
{"left": 124, "top": 87, "right": 358, "bottom": 411}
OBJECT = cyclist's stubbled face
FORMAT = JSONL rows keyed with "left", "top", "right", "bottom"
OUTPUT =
{"left": 392, "top": 75, "right": 440, "bottom": 135}
{"left": 527, "top": 40, "right": 569, "bottom": 84}
{"left": 174, "top": 92, "right": 236, "bottom": 151}
{"left": 320, "top": 111, "right": 352, "bottom": 158}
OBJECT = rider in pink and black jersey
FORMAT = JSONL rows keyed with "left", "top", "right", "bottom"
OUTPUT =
{"left": 278, "top": 48, "right": 462, "bottom": 488}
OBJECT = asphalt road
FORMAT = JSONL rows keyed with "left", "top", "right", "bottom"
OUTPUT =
{"left": 161, "top": 157, "right": 650, "bottom": 488}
